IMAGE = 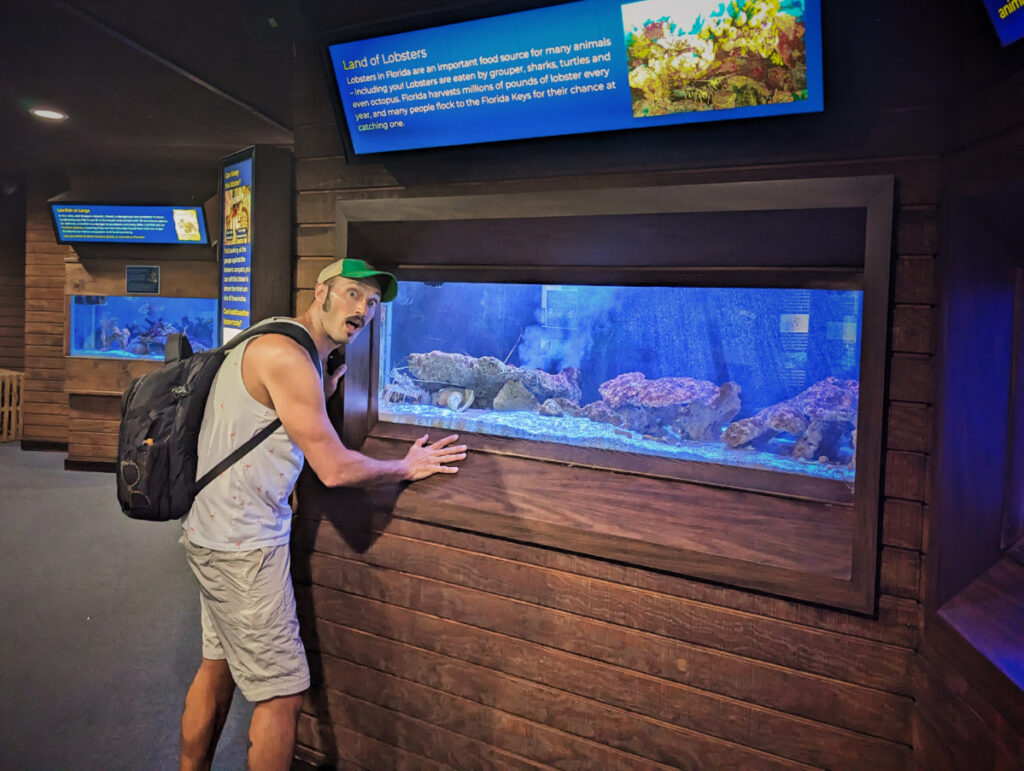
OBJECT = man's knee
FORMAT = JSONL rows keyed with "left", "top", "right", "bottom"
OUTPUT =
{"left": 255, "top": 691, "right": 304, "bottom": 714}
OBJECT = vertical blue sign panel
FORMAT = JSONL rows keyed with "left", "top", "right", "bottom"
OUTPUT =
{"left": 983, "top": 0, "right": 1024, "bottom": 45}
{"left": 220, "top": 154, "right": 254, "bottom": 342}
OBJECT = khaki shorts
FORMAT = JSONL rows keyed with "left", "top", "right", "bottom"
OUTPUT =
{"left": 180, "top": 534, "right": 309, "bottom": 702}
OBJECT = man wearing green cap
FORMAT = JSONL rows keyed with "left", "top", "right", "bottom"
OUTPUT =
{"left": 179, "top": 258, "right": 466, "bottom": 771}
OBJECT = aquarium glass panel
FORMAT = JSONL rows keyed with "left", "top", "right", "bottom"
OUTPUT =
{"left": 69, "top": 295, "right": 218, "bottom": 360}
{"left": 378, "top": 282, "right": 862, "bottom": 483}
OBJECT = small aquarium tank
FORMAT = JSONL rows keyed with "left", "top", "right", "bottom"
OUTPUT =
{"left": 378, "top": 282, "right": 862, "bottom": 483}
{"left": 69, "top": 295, "right": 217, "bottom": 360}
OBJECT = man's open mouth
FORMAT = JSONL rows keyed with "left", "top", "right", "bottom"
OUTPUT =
{"left": 346, "top": 317, "right": 363, "bottom": 332}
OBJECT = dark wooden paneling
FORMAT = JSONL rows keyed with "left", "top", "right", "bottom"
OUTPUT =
{"left": 915, "top": 639, "right": 1023, "bottom": 770}
{"left": 887, "top": 402, "right": 932, "bottom": 453}
{"left": 889, "top": 353, "right": 935, "bottom": 404}
{"left": 894, "top": 255, "right": 937, "bottom": 305}
{"left": 367, "top": 516, "right": 921, "bottom": 649}
{"left": 883, "top": 499, "right": 925, "bottom": 552}
{"left": 939, "top": 558, "right": 1024, "bottom": 700}
{"left": 296, "top": 712, "right": 446, "bottom": 771}
{"left": 881, "top": 547, "right": 922, "bottom": 600}
{"left": 933, "top": 201, "right": 1017, "bottom": 606}
{"left": 293, "top": 564, "right": 912, "bottom": 746}
{"left": 22, "top": 199, "right": 67, "bottom": 444}
{"left": 346, "top": 209, "right": 869, "bottom": 271}
{"left": 295, "top": 157, "right": 399, "bottom": 192}
{"left": 316, "top": 687, "right": 553, "bottom": 770}
{"left": 285, "top": 2, "right": 1000, "bottom": 761}
{"left": 296, "top": 522, "right": 914, "bottom": 697}
{"left": 65, "top": 259, "right": 218, "bottom": 297}
{"left": 885, "top": 450, "right": 929, "bottom": 502}
{"left": 306, "top": 615, "right": 909, "bottom": 769}
{"left": 66, "top": 357, "right": 158, "bottom": 395}
{"left": 892, "top": 305, "right": 933, "bottom": 354}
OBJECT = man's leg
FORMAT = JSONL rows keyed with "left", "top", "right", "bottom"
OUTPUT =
{"left": 180, "top": 657, "right": 236, "bottom": 771}
{"left": 247, "top": 692, "right": 304, "bottom": 771}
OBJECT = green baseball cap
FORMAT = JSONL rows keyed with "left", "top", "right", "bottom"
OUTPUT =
{"left": 316, "top": 258, "right": 398, "bottom": 302}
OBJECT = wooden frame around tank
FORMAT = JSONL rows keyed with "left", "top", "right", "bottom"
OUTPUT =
{"left": 334, "top": 176, "right": 894, "bottom": 613}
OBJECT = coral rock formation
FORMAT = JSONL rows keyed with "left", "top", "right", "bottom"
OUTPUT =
{"left": 586, "top": 372, "right": 741, "bottom": 441}
{"left": 406, "top": 351, "right": 582, "bottom": 408}
{"left": 722, "top": 377, "right": 859, "bottom": 461}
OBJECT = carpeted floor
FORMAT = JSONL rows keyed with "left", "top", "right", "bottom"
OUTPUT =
{"left": 0, "top": 442, "right": 253, "bottom": 770}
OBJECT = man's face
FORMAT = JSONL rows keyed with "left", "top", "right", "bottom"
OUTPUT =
{"left": 319, "top": 276, "right": 381, "bottom": 345}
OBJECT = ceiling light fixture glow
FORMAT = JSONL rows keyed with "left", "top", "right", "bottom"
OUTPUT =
{"left": 29, "top": 107, "right": 68, "bottom": 121}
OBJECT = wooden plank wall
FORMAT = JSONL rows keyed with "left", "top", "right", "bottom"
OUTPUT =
{"left": 60, "top": 258, "right": 218, "bottom": 464}
{"left": 287, "top": 4, "right": 949, "bottom": 765}
{"left": 910, "top": 46, "right": 1024, "bottom": 766}
{"left": 290, "top": 178, "right": 933, "bottom": 770}
{"left": 22, "top": 190, "right": 68, "bottom": 446}
{"left": 0, "top": 186, "right": 25, "bottom": 373}
{"left": 915, "top": 632, "right": 1024, "bottom": 769}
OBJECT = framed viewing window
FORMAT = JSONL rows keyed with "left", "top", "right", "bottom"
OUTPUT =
{"left": 333, "top": 176, "right": 894, "bottom": 612}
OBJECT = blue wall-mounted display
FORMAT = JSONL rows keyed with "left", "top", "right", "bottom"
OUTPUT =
{"left": 69, "top": 295, "right": 217, "bottom": 360}
{"left": 982, "top": 0, "right": 1024, "bottom": 45}
{"left": 50, "top": 203, "right": 209, "bottom": 244}
{"left": 219, "top": 150, "right": 254, "bottom": 342}
{"left": 325, "top": 0, "right": 823, "bottom": 156}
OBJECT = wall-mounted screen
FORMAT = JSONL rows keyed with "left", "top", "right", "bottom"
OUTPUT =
{"left": 325, "top": 0, "right": 823, "bottom": 156}
{"left": 50, "top": 203, "right": 209, "bottom": 244}
{"left": 69, "top": 295, "right": 217, "bottom": 360}
{"left": 982, "top": 0, "right": 1024, "bottom": 45}
{"left": 219, "top": 149, "right": 254, "bottom": 343}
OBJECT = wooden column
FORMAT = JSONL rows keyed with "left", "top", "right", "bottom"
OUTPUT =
{"left": 0, "top": 184, "right": 25, "bottom": 372}
{"left": 22, "top": 188, "right": 68, "bottom": 448}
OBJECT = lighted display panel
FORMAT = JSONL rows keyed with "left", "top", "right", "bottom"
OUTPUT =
{"left": 219, "top": 151, "right": 254, "bottom": 342}
{"left": 326, "top": 0, "right": 823, "bottom": 155}
{"left": 50, "top": 203, "right": 208, "bottom": 244}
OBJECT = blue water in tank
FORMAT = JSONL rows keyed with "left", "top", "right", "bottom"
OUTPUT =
{"left": 379, "top": 282, "right": 861, "bottom": 482}
{"left": 69, "top": 295, "right": 217, "bottom": 361}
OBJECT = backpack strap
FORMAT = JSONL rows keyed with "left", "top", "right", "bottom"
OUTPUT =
{"left": 223, "top": 320, "right": 323, "bottom": 378}
{"left": 192, "top": 320, "right": 323, "bottom": 496}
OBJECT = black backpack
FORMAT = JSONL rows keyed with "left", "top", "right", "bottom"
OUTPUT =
{"left": 116, "top": 320, "right": 321, "bottom": 521}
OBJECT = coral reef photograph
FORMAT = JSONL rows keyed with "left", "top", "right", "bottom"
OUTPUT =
{"left": 622, "top": 0, "right": 809, "bottom": 118}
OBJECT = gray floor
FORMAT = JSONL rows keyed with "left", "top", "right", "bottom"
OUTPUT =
{"left": 0, "top": 442, "right": 253, "bottom": 770}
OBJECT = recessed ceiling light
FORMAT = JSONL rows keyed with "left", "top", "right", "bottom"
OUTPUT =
{"left": 29, "top": 107, "right": 68, "bottom": 121}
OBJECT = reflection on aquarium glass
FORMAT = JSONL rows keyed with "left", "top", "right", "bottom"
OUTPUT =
{"left": 379, "top": 283, "right": 862, "bottom": 482}
{"left": 69, "top": 295, "right": 217, "bottom": 360}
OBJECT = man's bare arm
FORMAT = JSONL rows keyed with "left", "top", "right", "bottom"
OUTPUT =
{"left": 246, "top": 335, "right": 466, "bottom": 487}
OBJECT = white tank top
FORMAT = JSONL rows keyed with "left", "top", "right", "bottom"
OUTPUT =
{"left": 182, "top": 320, "right": 311, "bottom": 550}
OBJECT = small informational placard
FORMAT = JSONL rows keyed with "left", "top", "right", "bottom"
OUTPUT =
{"left": 125, "top": 265, "right": 161, "bottom": 294}
{"left": 219, "top": 150, "right": 254, "bottom": 342}
{"left": 326, "top": 0, "right": 823, "bottom": 155}
{"left": 50, "top": 203, "right": 209, "bottom": 244}
{"left": 983, "top": 0, "right": 1024, "bottom": 45}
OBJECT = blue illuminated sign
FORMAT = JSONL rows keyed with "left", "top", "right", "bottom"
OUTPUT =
{"left": 50, "top": 203, "right": 209, "bottom": 244}
{"left": 219, "top": 153, "right": 254, "bottom": 342}
{"left": 983, "top": 0, "right": 1024, "bottom": 45}
{"left": 327, "top": 0, "right": 823, "bottom": 155}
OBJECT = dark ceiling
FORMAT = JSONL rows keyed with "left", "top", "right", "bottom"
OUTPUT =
{"left": 0, "top": 0, "right": 300, "bottom": 186}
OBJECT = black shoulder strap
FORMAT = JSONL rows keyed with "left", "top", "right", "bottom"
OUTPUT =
{"left": 192, "top": 320, "right": 322, "bottom": 495}
{"left": 223, "top": 320, "right": 322, "bottom": 378}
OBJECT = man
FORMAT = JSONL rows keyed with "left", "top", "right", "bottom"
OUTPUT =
{"left": 178, "top": 259, "right": 467, "bottom": 770}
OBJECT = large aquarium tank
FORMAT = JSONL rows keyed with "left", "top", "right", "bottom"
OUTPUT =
{"left": 378, "top": 282, "right": 862, "bottom": 483}
{"left": 69, "top": 295, "right": 217, "bottom": 360}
